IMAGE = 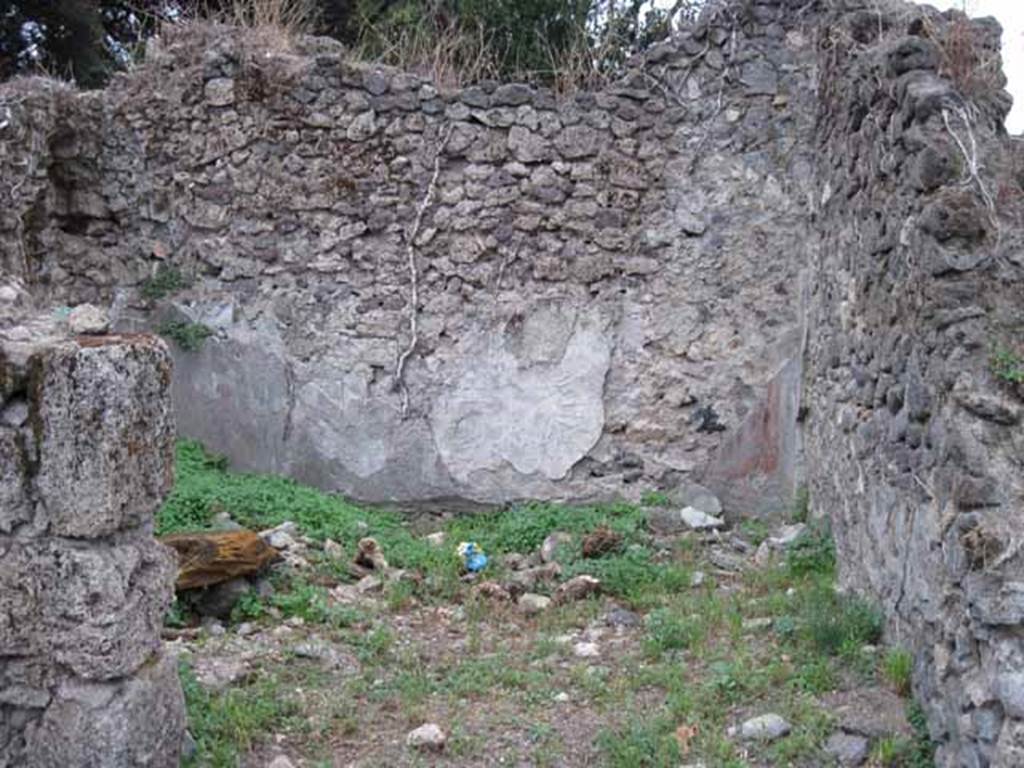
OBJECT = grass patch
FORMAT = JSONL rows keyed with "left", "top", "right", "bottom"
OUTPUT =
{"left": 883, "top": 647, "right": 914, "bottom": 696}
{"left": 641, "top": 490, "right": 672, "bottom": 507}
{"left": 158, "top": 440, "right": 688, "bottom": 606}
{"left": 739, "top": 518, "right": 770, "bottom": 546}
{"left": 786, "top": 522, "right": 836, "bottom": 577}
{"left": 598, "top": 714, "right": 681, "bottom": 768}
{"left": 446, "top": 500, "right": 647, "bottom": 556}
{"left": 798, "top": 583, "right": 882, "bottom": 656}
{"left": 643, "top": 608, "right": 703, "bottom": 659}
{"left": 159, "top": 438, "right": 894, "bottom": 767}
{"left": 158, "top": 441, "right": 441, "bottom": 569}
{"left": 181, "top": 660, "right": 298, "bottom": 766}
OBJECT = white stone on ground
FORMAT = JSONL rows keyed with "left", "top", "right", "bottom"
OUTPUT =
{"left": 738, "top": 713, "right": 791, "bottom": 742}
{"left": 573, "top": 642, "right": 600, "bottom": 658}
{"left": 406, "top": 723, "right": 446, "bottom": 752}
{"left": 518, "top": 593, "right": 551, "bottom": 615}
{"left": 679, "top": 506, "right": 725, "bottom": 530}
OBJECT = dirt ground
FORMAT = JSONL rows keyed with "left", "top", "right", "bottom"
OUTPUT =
{"left": 170, "top": 518, "right": 924, "bottom": 768}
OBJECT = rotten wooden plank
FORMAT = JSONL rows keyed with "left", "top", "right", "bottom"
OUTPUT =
{"left": 159, "top": 530, "right": 278, "bottom": 590}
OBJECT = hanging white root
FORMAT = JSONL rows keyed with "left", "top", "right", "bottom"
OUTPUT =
{"left": 393, "top": 124, "right": 453, "bottom": 418}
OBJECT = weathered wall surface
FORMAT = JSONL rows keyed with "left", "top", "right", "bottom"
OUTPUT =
{"left": 0, "top": 7, "right": 817, "bottom": 510}
{"left": 804, "top": 2, "right": 1024, "bottom": 766}
{"left": 0, "top": 297, "right": 184, "bottom": 765}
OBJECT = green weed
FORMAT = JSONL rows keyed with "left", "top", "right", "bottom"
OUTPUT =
{"left": 271, "top": 579, "right": 360, "bottom": 627}
{"left": 597, "top": 714, "right": 680, "bottom": 768}
{"left": 157, "top": 441, "right": 440, "bottom": 571}
{"left": 800, "top": 584, "right": 882, "bottom": 655}
{"left": 786, "top": 523, "right": 836, "bottom": 577}
{"left": 907, "top": 700, "right": 937, "bottom": 767}
{"left": 883, "top": 647, "right": 914, "bottom": 696}
{"left": 991, "top": 345, "right": 1024, "bottom": 384}
{"left": 158, "top": 320, "right": 213, "bottom": 351}
{"left": 643, "top": 608, "right": 703, "bottom": 659}
{"left": 447, "top": 501, "right": 647, "bottom": 557}
{"left": 791, "top": 484, "right": 810, "bottom": 524}
{"left": 641, "top": 490, "right": 672, "bottom": 507}
{"left": 767, "top": 697, "right": 833, "bottom": 764}
{"left": 353, "top": 625, "right": 394, "bottom": 664}
{"left": 180, "top": 660, "right": 298, "bottom": 767}
{"left": 873, "top": 736, "right": 918, "bottom": 767}
{"left": 141, "top": 264, "right": 188, "bottom": 300}
{"left": 165, "top": 596, "right": 188, "bottom": 628}
{"left": 791, "top": 654, "right": 836, "bottom": 694}
{"left": 229, "top": 591, "right": 265, "bottom": 623}
{"left": 739, "top": 518, "right": 770, "bottom": 546}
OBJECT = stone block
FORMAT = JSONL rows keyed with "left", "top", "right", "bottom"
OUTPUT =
{"left": 0, "top": 537, "right": 175, "bottom": 680}
{"left": 31, "top": 337, "right": 174, "bottom": 538}
{"left": 23, "top": 650, "right": 185, "bottom": 768}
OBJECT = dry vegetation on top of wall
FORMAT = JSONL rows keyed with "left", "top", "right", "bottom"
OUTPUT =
{"left": 147, "top": 0, "right": 712, "bottom": 93}
{"left": 222, "top": 0, "right": 318, "bottom": 34}
{"left": 918, "top": 8, "right": 1007, "bottom": 119}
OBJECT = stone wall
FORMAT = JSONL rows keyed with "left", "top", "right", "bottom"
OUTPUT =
{"left": 0, "top": 298, "right": 184, "bottom": 765}
{"left": 0, "top": 6, "right": 818, "bottom": 511}
{"left": 804, "top": 2, "right": 1024, "bottom": 765}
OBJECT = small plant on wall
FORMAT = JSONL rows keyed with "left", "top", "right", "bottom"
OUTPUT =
{"left": 158, "top": 320, "right": 213, "bottom": 351}
{"left": 141, "top": 264, "right": 189, "bottom": 301}
{"left": 990, "top": 345, "right": 1024, "bottom": 386}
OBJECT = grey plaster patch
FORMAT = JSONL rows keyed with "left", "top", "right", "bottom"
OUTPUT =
{"left": 431, "top": 308, "right": 611, "bottom": 483}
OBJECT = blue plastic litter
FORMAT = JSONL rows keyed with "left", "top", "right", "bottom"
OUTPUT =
{"left": 457, "top": 541, "right": 488, "bottom": 572}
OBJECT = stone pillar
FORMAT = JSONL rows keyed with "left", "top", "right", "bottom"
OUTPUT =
{"left": 0, "top": 315, "right": 184, "bottom": 766}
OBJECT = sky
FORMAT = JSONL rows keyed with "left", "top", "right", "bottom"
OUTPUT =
{"left": 921, "top": 0, "right": 1024, "bottom": 133}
